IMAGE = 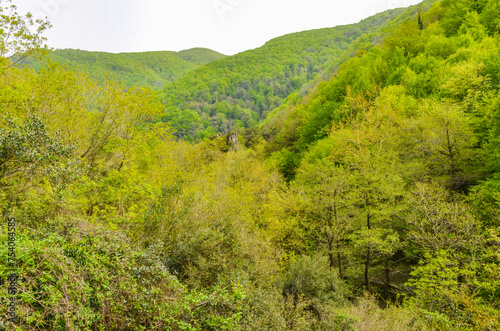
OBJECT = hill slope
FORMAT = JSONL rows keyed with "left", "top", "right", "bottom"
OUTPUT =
{"left": 19, "top": 48, "right": 226, "bottom": 89}
{"left": 3, "top": 0, "right": 500, "bottom": 329}
{"left": 158, "top": 4, "right": 430, "bottom": 140}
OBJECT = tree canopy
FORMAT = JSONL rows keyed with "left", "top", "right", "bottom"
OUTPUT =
{"left": 1, "top": 0, "right": 500, "bottom": 329}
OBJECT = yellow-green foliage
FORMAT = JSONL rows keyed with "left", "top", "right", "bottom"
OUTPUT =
{"left": 2, "top": 0, "right": 500, "bottom": 330}
{"left": 158, "top": 6, "right": 419, "bottom": 140}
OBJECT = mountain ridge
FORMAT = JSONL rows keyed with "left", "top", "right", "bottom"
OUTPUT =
{"left": 18, "top": 47, "right": 226, "bottom": 89}
{"left": 158, "top": 3, "right": 431, "bottom": 139}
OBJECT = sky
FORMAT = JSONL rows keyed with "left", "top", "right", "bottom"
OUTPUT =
{"left": 16, "top": 0, "right": 424, "bottom": 56}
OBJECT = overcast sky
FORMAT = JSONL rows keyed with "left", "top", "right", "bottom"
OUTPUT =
{"left": 16, "top": 0, "right": 423, "bottom": 55}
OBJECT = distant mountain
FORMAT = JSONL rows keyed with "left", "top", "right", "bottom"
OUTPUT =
{"left": 177, "top": 48, "right": 227, "bottom": 66}
{"left": 18, "top": 48, "right": 226, "bottom": 89}
{"left": 157, "top": 5, "right": 425, "bottom": 140}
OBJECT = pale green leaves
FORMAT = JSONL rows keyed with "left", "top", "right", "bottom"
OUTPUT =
{"left": 0, "top": 0, "right": 51, "bottom": 68}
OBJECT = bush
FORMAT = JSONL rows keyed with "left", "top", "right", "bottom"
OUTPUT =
{"left": 282, "top": 255, "right": 343, "bottom": 304}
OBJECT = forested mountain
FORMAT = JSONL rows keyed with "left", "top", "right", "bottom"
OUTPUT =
{"left": 259, "top": 0, "right": 500, "bottom": 178}
{"left": 158, "top": 2, "right": 433, "bottom": 140}
{"left": 18, "top": 47, "right": 226, "bottom": 89}
{"left": 1, "top": 0, "right": 500, "bottom": 330}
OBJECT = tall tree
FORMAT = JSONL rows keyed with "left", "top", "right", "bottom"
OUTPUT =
{"left": 399, "top": 100, "right": 479, "bottom": 190}
{"left": 304, "top": 90, "right": 407, "bottom": 292}
{"left": 297, "top": 161, "right": 354, "bottom": 279}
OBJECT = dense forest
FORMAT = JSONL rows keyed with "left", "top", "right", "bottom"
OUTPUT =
{"left": 157, "top": 6, "right": 421, "bottom": 140}
{"left": 1, "top": 0, "right": 500, "bottom": 330}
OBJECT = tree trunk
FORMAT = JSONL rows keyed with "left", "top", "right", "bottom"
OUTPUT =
{"left": 328, "top": 250, "right": 335, "bottom": 271}
{"left": 365, "top": 211, "right": 372, "bottom": 292}
{"left": 385, "top": 259, "right": 391, "bottom": 286}
{"left": 365, "top": 248, "right": 371, "bottom": 292}
{"left": 338, "top": 251, "right": 344, "bottom": 279}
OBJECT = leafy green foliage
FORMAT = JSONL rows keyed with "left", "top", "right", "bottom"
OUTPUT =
{"left": 282, "top": 255, "right": 343, "bottom": 304}
{"left": 2, "top": 0, "right": 500, "bottom": 329}
{"left": 0, "top": 114, "right": 73, "bottom": 184}
{"left": 253, "top": 0, "right": 500, "bottom": 326}
{"left": 0, "top": 0, "right": 50, "bottom": 69}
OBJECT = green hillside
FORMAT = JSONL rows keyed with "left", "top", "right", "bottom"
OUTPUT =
{"left": 3, "top": 0, "right": 500, "bottom": 329}
{"left": 19, "top": 48, "right": 226, "bottom": 89}
{"left": 259, "top": 0, "right": 499, "bottom": 175}
{"left": 158, "top": 4, "right": 432, "bottom": 140}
